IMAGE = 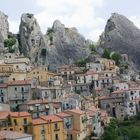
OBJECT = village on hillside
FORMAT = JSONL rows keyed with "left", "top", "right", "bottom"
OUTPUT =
{"left": 0, "top": 51, "right": 140, "bottom": 140}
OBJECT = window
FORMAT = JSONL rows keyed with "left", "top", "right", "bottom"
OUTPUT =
{"left": 24, "top": 118, "right": 27, "bottom": 124}
{"left": 70, "top": 134, "right": 73, "bottom": 140}
{"left": 41, "top": 126, "right": 45, "bottom": 134}
{"left": 13, "top": 78, "right": 15, "bottom": 81}
{"left": 1, "top": 97, "right": 4, "bottom": 102}
{"left": 55, "top": 123, "right": 58, "bottom": 129}
{"left": 131, "top": 91, "right": 134, "bottom": 95}
{"left": 14, "top": 119, "right": 17, "bottom": 125}
{"left": 37, "top": 112, "right": 39, "bottom": 118}
{"left": 55, "top": 134, "right": 59, "bottom": 140}
{"left": 129, "top": 103, "right": 133, "bottom": 107}
{"left": 15, "top": 87, "right": 17, "bottom": 91}
{"left": 16, "top": 65, "right": 19, "bottom": 69}
{"left": 21, "top": 87, "right": 24, "bottom": 92}
{"left": 24, "top": 126, "right": 28, "bottom": 133}
{"left": 10, "top": 128, "right": 13, "bottom": 131}
{"left": 96, "top": 81, "right": 99, "bottom": 87}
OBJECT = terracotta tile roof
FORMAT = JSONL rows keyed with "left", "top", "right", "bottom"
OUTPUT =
{"left": 32, "top": 118, "right": 47, "bottom": 125}
{"left": 129, "top": 87, "right": 140, "bottom": 90}
{"left": 58, "top": 65, "right": 70, "bottom": 69}
{"left": 0, "top": 111, "right": 9, "bottom": 120}
{"left": 41, "top": 115, "right": 63, "bottom": 123}
{"left": 0, "top": 131, "right": 32, "bottom": 139}
{"left": 56, "top": 112, "right": 72, "bottom": 118}
{"left": 10, "top": 112, "right": 31, "bottom": 117}
{"left": 85, "top": 71, "right": 99, "bottom": 75}
{"left": 8, "top": 80, "right": 31, "bottom": 86}
{"left": 67, "top": 109, "right": 85, "bottom": 115}
{"left": 99, "top": 96, "right": 110, "bottom": 100}
{"left": 0, "top": 83, "right": 7, "bottom": 88}
{"left": 25, "top": 99, "right": 48, "bottom": 105}
{"left": 112, "top": 90, "right": 126, "bottom": 94}
{"left": 95, "top": 88, "right": 103, "bottom": 91}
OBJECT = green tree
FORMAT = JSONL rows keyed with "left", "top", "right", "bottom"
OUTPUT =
{"left": 4, "top": 36, "right": 16, "bottom": 53}
{"left": 4, "top": 37, "right": 16, "bottom": 48}
{"left": 75, "top": 58, "right": 89, "bottom": 67}
{"left": 102, "top": 115, "right": 140, "bottom": 140}
{"left": 103, "top": 48, "right": 111, "bottom": 59}
{"left": 89, "top": 44, "right": 96, "bottom": 52}
{"left": 111, "top": 52, "right": 122, "bottom": 65}
{"left": 47, "top": 27, "right": 54, "bottom": 35}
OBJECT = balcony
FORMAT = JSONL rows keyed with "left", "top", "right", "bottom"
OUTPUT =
{"left": 9, "top": 96, "right": 27, "bottom": 101}
{"left": 21, "top": 90, "right": 29, "bottom": 93}
{"left": 54, "top": 127, "right": 60, "bottom": 131}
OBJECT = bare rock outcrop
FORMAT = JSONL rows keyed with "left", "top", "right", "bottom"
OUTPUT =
{"left": 19, "top": 13, "right": 46, "bottom": 65}
{"left": 0, "top": 11, "right": 9, "bottom": 49}
{"left": 45, "top": 20, "right": 90, "bottom": 70}
{"left": 98, "top": 13, "right": 140, "bottom": 70}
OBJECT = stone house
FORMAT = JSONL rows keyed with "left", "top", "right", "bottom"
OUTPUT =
{"left": 86, "top": 62, "right": 104, "bottom": 72}
{"left": 32, "top": 85, "right": 65, "bottom": 100}
{"left": 19, "top": 99, "right": 62, "bottom": 118}
{"left": 7, "top": 80, "right": 32, "bottom": 108}
{"left": 4, "top": 55, "right": 31, "bottom": 72}
{"left": 57, "top": 64, "right": 82, "bottom": 81}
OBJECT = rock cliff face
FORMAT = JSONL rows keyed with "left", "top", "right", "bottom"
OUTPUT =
{"left": 19, "top": 13, "right": 46, "bottom": 65}
{"left": 45, "top": 20, "right": 90, "bottom": 70}
{"left": 19, "top": 14, "right": 89, "bottom": 70}
{"left": 98, "top": 13, "right": 140, "bottom": 69}
{"left": 0, "top": 11, "right": 9, "bottom": 49}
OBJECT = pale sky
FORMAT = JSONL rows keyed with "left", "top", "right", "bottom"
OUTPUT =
{"left": 0, "top": 0, "right": 140, "bottom": 41}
